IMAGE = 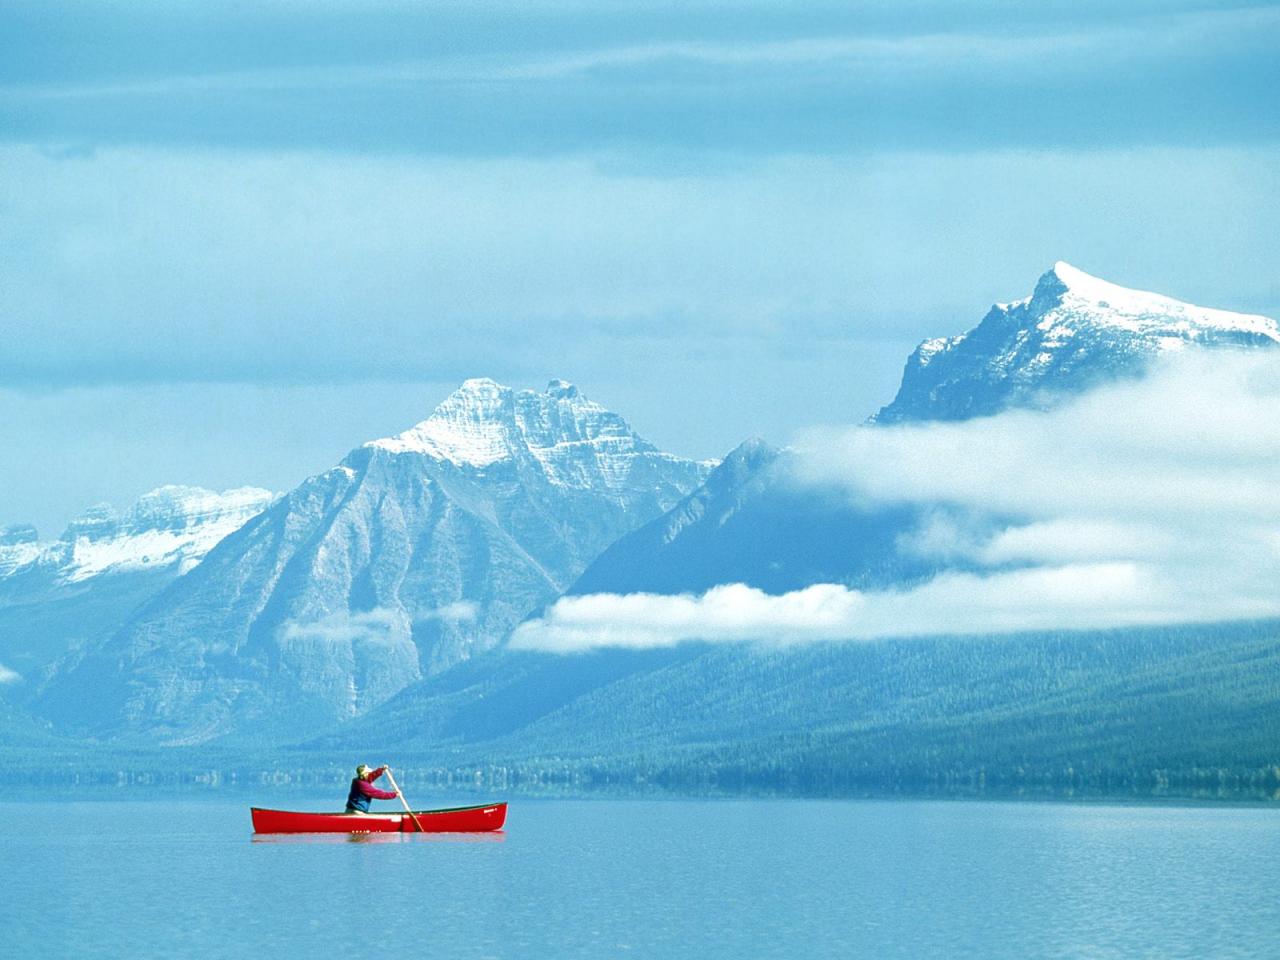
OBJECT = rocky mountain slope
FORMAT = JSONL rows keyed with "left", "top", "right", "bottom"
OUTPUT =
{"left": 37, "top": 380, "right": 710, "bottom": 743}
{"left": 568, "top": 438, "right": 937, "bottom": 597}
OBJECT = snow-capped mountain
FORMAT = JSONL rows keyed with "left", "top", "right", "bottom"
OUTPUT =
{"left": 875, "top": 262, "right": 1280, "bottom": 423}
{"left": 567, "top": 263, "right": 1280, "bottom": 598}
{"left": 38, "top": 379, "right": 710, "bottom": 743}
{"left": 0, "top": 486, "right": 273, "bottom": 681}
{"left": 1, "top": 486, "right": 275, "bottom": 585}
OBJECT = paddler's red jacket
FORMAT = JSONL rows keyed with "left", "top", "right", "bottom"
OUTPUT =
{"left": 345, "top": 766, "right": 398, "bottom": 812}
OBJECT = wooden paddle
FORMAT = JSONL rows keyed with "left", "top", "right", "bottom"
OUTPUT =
{"left": 383, "top": 767, "right": 425, "bottom": 833}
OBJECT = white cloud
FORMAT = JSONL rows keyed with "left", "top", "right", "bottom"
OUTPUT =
{"left": 11, "top": 7, "right": 1274, "bottom": 98}
{"left": 511, "top": 560, "right": 1280, "bottom": 652}
{"left": 280, "top": 608, "right": 407, "bottom": 646}
{"left": 976, "top": 519, "right": 1182, "bottom": 565}
{"left": 792, "top": 351, "right": 1280, "bottom": 526}
{"left": 280, "top": 603, "right": 477, "bottom": 647}
{"left": 0, "top": 663, "right": 21, "bottom": 685}
{"left": 416, "top": 601, "right": 478, "bottom": 625}
{"left": 516, "top": 351, "right": 1280, "bottom": 652}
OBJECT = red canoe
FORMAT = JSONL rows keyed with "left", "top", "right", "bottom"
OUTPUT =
{"left": 251, "top": 802, "right": 507, "bottom": 834}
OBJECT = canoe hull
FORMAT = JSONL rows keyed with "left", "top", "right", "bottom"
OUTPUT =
{"left": 251, "top": 802, "right": 507, "bottom": 834}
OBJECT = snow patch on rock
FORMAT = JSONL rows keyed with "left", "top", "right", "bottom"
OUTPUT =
{"left": 0, "top": 485, "right": 275, "bottom": 584}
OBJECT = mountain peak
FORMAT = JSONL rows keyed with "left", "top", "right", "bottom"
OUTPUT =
{"left": 876, "top": 264, "right": 1280, "bottom": 423}
{"left": 1020, "top": 262, "right": 1279, "bottom": 339}
{"left": 61, "top": 504, "right": 118, "bottom": 542}
{"left": 1028, "top": 260, "right": 1091, "bottom": 301}
{"left": 1046, "top": 259, "right": 1094, "bottom": 287}
{"left": 366, "top": 378, "right": 655, "bottom": 470}
{"left": 369, "top": 379, "right": 514, "bottom": 465}
{"left": 456, "top": 376, "right": 504, "bottom": 394}
{"left": 1024, "top": 261, "right": 1138, "bottom": 316}
{"left": 546, "top": 379, "right": 579, "bottom": 399}
{"left": 439, "top": 377, "right": 509, "bottom": 412}
{"left": 725, "top": 436, "right": 779, "bottom": 467}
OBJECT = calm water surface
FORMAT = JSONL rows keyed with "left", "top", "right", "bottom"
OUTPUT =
{"left": 5, "top": 797, "right": 1278, "bottom": 959}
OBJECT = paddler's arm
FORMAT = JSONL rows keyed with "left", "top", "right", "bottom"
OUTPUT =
{"left": 356, "top": 778, "right": 398, "bottom": 801}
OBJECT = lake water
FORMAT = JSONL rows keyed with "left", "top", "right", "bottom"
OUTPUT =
{"left": 5, "top": 796, "right": 1278, "bottom": 959}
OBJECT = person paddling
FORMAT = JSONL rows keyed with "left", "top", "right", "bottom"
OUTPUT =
{"left": 345, "top": 763, "right": 398, "bottom": 814}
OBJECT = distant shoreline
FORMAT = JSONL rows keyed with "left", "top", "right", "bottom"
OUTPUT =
{"left": 17, "top": 751, "right": 1280, "bottom": 806}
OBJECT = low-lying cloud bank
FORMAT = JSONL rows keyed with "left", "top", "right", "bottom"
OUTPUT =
{"left": 510, "top": 562, "right": 1280, "bottom": 652}
{"left": 513, "top": 351, "right": 1280, "bottom": 652}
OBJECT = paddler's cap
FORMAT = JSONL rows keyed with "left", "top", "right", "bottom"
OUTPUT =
{"left": 356, "top": 763, "right": 372, "bottom": 777}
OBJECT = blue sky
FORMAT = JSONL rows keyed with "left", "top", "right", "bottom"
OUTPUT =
{"left": 2, "top": 1, "right": 1278, "bottom": 534}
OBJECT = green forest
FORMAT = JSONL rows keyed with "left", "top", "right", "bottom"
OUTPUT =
{"left": 13, "top": 618, "right": 1280, "bottom": 802}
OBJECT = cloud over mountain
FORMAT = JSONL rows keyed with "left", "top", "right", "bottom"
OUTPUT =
{"left": 515, "top": 350, "right": 1280, "bottom": 652}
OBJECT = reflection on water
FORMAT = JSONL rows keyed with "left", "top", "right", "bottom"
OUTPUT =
{"left": 252, "top": 831, "right": 506, "bottom": 845}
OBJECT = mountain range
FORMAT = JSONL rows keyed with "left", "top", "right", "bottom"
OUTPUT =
{"left": 567, "top": 262, "right": 1280, "bottom": 600}
{"left": 4, "top": 262, "right": 1278, "bottom": 776}
{"left": 0, "top": 486, "right": 273, "bottom": 679}
{"left": 32, "top": 379, "right": 709, "bottom": 743}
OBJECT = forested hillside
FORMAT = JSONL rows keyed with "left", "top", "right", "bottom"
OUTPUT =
{"left": 296, "top": 619, "right": 1280, "bottom": 797}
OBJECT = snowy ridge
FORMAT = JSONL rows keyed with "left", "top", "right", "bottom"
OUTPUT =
{"left": 0, "top": 536, "right": 41, "bottom": 577}
{"left": 1025, "top": 262, "right": 1278, "bottom": 342}
{"left": 876, "top": 262, "right": 1280, "bottom": 423}
{"left": 367, "top": 378, "right": 685, "bottom": 491}
{"left": 0, "top": 485, "right": 274, "bottom": 583}
{"left": 371, "top": 377, "right": 514, "bottom": 465}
